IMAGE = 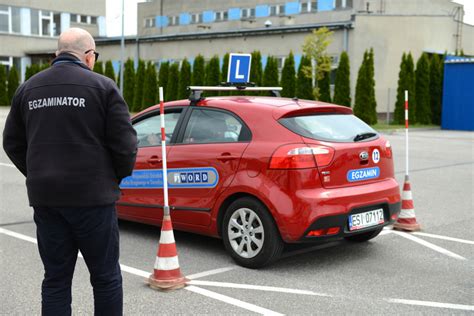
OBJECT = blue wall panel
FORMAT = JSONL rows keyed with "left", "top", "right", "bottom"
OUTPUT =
{"left": 203, "top": 11, "right": 215, "bottom": 23}
{"left": 441, "top": 57, "right": 474, "bottom": 131}
{"left": 285, "top": 2, "right": 300, "bottom": 15}
{"left": 180, "top": 13, "right": 191, "bottom": 25}
{"left": 228, "top": 8, "right": 241, "bottom": 20}
{"left": 155, "top": 16, "right": 168, "bottom": 27}
{"left": 318, "top": 0, "right": 335, "bottom": 11}
{"left": 256, "top": 5, "right": 270, "bottom": 17}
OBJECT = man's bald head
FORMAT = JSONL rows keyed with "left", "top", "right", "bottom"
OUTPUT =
{"left": 56, "top": 28, "right": 96, "bottom": 69}
{"left": 57, "top": 28, "right": 95, "bottom": 56}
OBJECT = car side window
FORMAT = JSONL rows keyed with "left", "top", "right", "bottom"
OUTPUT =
{"left": 182, "top": 109, "right": 243, "bottom": 144}
{"left": 134, "top": 111, "right": 182, "bottom": 147}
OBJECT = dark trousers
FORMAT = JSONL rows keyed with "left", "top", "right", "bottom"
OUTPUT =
{"left": 33, "top": 204, "right": 123, "bottom": 316}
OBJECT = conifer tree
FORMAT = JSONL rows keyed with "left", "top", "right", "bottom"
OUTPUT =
{"left": 41, "top": 63, "right": 50, "bottom": 71}
{"left": 178, "top": 58, "right": 191, "bottom": 100}
{"left": 132, "top": 59, "right": 146, "bottom": 112}
{"left": 93, "top": 61, "right": 104, "bottom": 75}
{"left": 31, "top": 64, "right": 41, "bottom": 77}
{"left": 123, "top": 59, "right": 135, "bottom": 111}
{"left": 220, "top": 53, "right": 230, "bottom": 96}
{"left": 317, "top": 57, "right": 331, "bottom": 102}
{"left": 354, "top": 50, "right": 374, "bottom": 124}
{"left": 250, "top": 51, "right": 263, "bottom": 86}
{"left": 394, "top": 53, "right": 407, "bottom": 124}
{"left": 415, "top": 53, "right": 431, "bottom": 124}
{"left": 281, "top": 51, "right": 296, "bottom": 98}
{"left": 430, "top": 54, "right": 442, "bottom": 125}
{"left": 205, "top": 55, "right": 220, "bottom": 86}
{"left": 7, "top": 66, "right": 19, "bottom": 104}
{"left": 142, "top": 62, "right": 158, "bottom": 110}
{"left": 296, "top": 55, "right": 314, "bottom": 100}
{"left": 0, "top": 65, "right": 8, "bottom": 105}
{"left": 366, "top": 48, "right": 377, "bottom": 124}
{"left": 333, "top": 51, "right": 351, "bottom": 107}
{"left": 166, "top": 63, "right": 179, "bottom": 101}
{"left": 405, "top": 53, "right": 417, "bottom": 123}
{"left": 24, "top": 65, "right": 34, "bottom": 81}
{"left": 263, "top": 56, "right": 279, "bottom": 87}
{"left": 158, "top": 61, "right": 169, "bottom": 100}
{"left": 104, "top": 61, "right": 116, "bottom": 82}
{"left": 192, "top": 55, "right": 205, "bottom": 86}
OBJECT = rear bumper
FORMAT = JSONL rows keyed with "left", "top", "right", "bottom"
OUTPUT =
{"left": 271, "top": 178, "right": 401, "bottom": 242}
{"left": 299, "top": 201, "right": 401, "bottom": 242}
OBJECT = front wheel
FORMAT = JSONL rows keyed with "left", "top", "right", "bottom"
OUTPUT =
{"left": 344, "top": 227, "right": 383, "bottom": 242}
{"left": 222, "top": 197, "right": 283, "bottom": 269}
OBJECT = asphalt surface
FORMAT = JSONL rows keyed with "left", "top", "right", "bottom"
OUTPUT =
{"left": 1, "top": 106, "right": 473, "bottom": 315}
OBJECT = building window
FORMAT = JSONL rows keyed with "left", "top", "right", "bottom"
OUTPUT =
{"left": 301, "top": 2, "right": 310, "bottom": 13}
{"left": 31, "top": 9, "right": 39, "bottom": 34}
{"left": 80, "top": 15, "right": 87, "bottom": 23}
{"left": 11, "top": 6, "right": 21, "bottom": 33}
{"left": 311, "top": 1, "right": 318, "bottom": 12}
{"left": 215, "top": 10, "right": 228, "bottom": 22}
{"left": 241, "top": 8, "right": 255, "bottom": 19}
{"left": 145, "top": 17, "right": 155, "bottom": 28}
{"left": 91, "top": 16, "right": 97, "bottom": 24}
{"left": 169, "top": 15, "right": 179, "bottom": 26}
{"left": 53, "top": 13, "right": 61, "bottom": 36}
{"left": 191, "top": 13, "right": 203, "bottom": 24}
{"left": 270, "top": 4, "right": 285, "bottom": 16}
{"left": 71, "top": 14, "right": 77, "bottom": 22}
{"left": 41, "top": 11, "right": 52, "bottom": 36}
{"left": 0, "top": 5, "right": 9, "bottom": 33}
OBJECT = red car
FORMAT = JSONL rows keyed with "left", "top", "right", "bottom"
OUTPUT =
{"left": 118, "top": 89, "right": 401, "bottom": 268}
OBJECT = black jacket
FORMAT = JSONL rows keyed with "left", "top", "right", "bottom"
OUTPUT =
{"left": 3, "top": 53, "right": 137, "bottom": 207}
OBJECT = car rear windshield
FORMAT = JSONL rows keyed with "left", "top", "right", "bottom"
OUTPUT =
{"left": 279, "top": 113, "right": 378, "bottom": 142}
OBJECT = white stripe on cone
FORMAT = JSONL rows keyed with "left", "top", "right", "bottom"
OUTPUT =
{"left": 159, "top": 230, "right": 175, "bottom": 244}
{"left": 402, "top": 191, "right": 413, "bottom": 200}
{"left": 398, "top": 209, "right": 416, "bottom": 218}
{"left": 154, "top": 255, "right": 180, "bottom": 270}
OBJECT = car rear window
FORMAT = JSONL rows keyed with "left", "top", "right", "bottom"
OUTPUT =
{"left": 279, "top": 114, "right": 378, "bottom": 142}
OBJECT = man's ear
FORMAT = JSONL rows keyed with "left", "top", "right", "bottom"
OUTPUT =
{"left": 55, "top": 50, "right": 59, "bottom": 56}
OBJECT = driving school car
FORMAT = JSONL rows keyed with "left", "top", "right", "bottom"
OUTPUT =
{"left": 117, "top": 86, "right": 401, "bottom": 268}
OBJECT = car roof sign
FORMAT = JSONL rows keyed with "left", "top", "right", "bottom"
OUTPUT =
{"left": 228, "top": 53, "right": 252, "bottom": 84}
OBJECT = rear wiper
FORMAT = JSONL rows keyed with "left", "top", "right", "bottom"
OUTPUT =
{"left": 353, "top": 132, "right": 377, "bottom": 142}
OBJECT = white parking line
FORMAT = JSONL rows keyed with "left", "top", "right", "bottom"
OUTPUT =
{"left": 386, "top": 298, "right": 474, "bottom": 311}
{"left": 0, "top": 227, "right": 282, "bottom": 315}
{"left": 187, "top": 267, "right": 236, "bottom": 280}
{"left": 186, "top": 285, "right": 284, "bottom": 316}
{"left": 392, "top": 231, "right": 466, "bottom": 260}
{"left": 188, "top": 280, "right": 330, "bottom": 297}
{"left": 0, "top": 162, "right": 15, "bottom": 168}
{"left": 412, "top": 232, "right": 474, "bottom": 245}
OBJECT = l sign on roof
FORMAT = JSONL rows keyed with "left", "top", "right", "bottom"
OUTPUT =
{"left": 227, "top": 53, "right": 252, "bottom": 84}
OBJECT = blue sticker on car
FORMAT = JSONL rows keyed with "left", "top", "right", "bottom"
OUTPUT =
{"left": 120, "top": 167, "right": 219, "bottom": 189}
{"left": 347, "top": 167, "right": 380, "bottom": 182}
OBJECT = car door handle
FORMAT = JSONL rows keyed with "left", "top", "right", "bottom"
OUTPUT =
{"left": 147, "top": 156, "right": 162, "bottom": 164}
{"left": 217, "top": 153, "right": 238, "bottom": 162}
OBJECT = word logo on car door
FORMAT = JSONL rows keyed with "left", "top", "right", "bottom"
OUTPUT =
{"left": 120, "top": 167, "right": 219, "bottom": 189}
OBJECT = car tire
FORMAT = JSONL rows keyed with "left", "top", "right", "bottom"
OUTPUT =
{"left": 222, "top": 197, "right": 284, "bottom": 269}
{"left": 344, "top": 227, "right": 384, "bottom": 242}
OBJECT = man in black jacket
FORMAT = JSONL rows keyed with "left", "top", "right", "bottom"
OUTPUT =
{"left": 3, "top": 28, "right": 137, "bottom": 315}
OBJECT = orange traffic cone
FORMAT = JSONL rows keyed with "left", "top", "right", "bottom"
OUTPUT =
{"left": 148, "top": 215, "right": 188, "bottom": 290}
{"left": 393, "top": 175, "right": 421, "bottom": 231}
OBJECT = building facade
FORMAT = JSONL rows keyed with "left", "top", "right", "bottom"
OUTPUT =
{"left": 0, "top": 0, "right": 105, "bottom": 81}
{"left": 96, "top": 0, "right": 473, "bottom": 115}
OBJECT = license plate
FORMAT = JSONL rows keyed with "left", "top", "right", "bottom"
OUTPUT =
{"left": 349, "top": 208, "right": 384, "bottom": 231}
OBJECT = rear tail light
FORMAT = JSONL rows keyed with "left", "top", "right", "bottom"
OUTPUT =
{"left": 307, "top": 227, "right": 340, "bottom": 237}
{"left": 269, "top": 144, "right": 335, "bottom": 169}
{"left": 385, "top": 141, "right": 392, "bottom": 158}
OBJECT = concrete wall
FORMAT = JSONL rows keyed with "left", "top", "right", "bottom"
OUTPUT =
{"left": 0, "top": 0, "right": 105, "bottom": 16}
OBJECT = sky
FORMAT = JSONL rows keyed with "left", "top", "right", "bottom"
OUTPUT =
{"left": 106, "top": 0, "right": 474, "bottom": 37}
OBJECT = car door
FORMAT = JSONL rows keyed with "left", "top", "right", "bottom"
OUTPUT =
{"left": 166, "top": 107, "right": 251, "bottom": 227}
{"left": 117, "top": 107, "right": 185, "bottom": 222}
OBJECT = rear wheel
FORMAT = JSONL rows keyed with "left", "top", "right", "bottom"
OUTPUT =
{"left": 344, "top": 227, "right": 383, "bottom": 242}
{"left": 222, "top": 197, "right": 283, "bottom": 269}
